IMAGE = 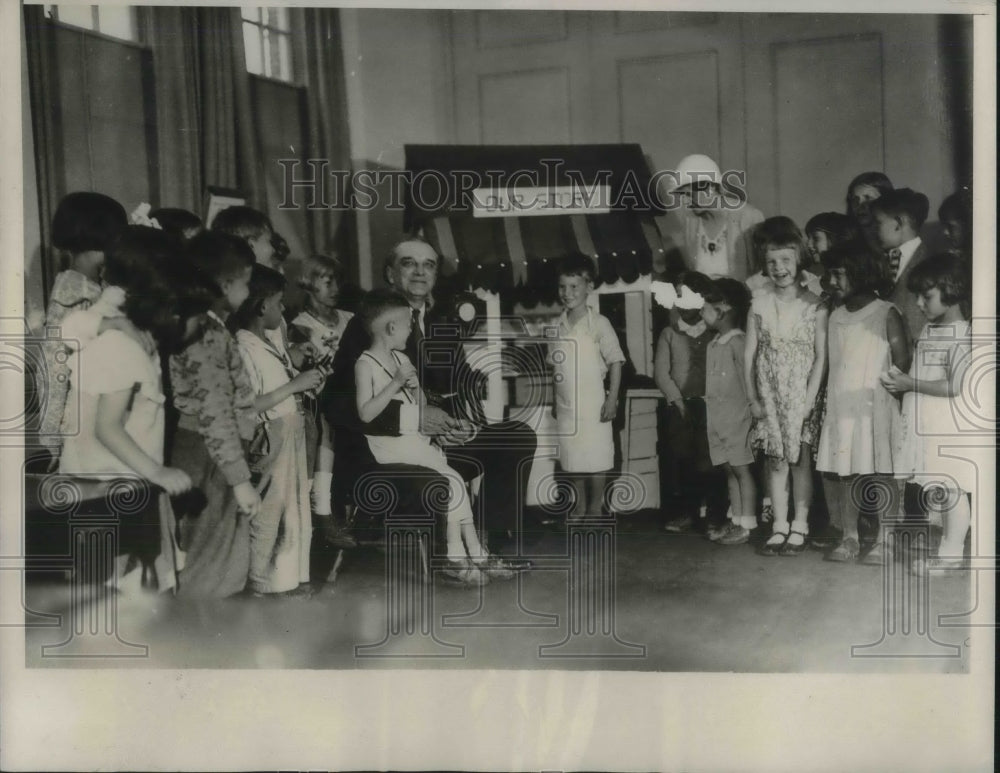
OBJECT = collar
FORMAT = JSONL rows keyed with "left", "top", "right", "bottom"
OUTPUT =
{"left": 676, "top": 316, "right": 707, "bottom": 338}
{"left": 711, "top": 328, "right": 742, "bottom": 346}
{"left": 559, "top": 305, "right": 595, "bottom": 331}
{"left": 207, "top": 310, "right": 227, "bottom": 328}
{"left": 893, "top": 237, "right": 922, "bottom": 279}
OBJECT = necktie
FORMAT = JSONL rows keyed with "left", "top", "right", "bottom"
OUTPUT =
{"left": 888, "top": 248, "right": 902, "bottom": 281}
{"left": 411, "top": 307, "right": 423, "bottom": 344}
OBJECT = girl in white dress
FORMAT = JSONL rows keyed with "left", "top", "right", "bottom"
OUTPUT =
{"left": 816, "top": 241, "right": 911, "bottom": 564}
{"left": 881, "top": 254, "right": 974, "bottom": 574}
{"left": 354, "top": 289, "right": 497, "bottom": 587}
{"left": 549, "top": 253, "right": 625, "bottom": 519}
{"left": 59, "top": 226, "right": 191, "bottom": 596}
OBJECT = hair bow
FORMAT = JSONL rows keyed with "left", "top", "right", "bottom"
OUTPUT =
{"left": 129, "top": 202, "right": 162, "bottom": 230}
{"left": 650, "top": 281, "right": 704, "bottom": 310}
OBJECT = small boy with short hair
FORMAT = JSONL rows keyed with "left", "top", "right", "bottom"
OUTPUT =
{"left": 548, "top": 253, "right": 626, "bottom": 519}
{"left": 870, "top": 187, "right": 931, "bottom": 342}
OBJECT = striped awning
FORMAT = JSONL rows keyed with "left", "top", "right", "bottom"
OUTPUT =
{"left": 404, "top": 144, "right": 670, "bottom": 302}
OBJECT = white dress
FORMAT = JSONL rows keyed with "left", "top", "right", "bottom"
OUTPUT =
{"left": 815, "top": 300, "right": 899, "bottom": 476}
{"left": 59, "top": 329, "right": 183, "bottom": 591}
{"left": 895, "top": 320, "right": 975, "bottom": 495}
{"left": 360, "top": 350, "right": 474, "bottom": 525}
{"left": 549, "top": 308, "right": 625, "bottom": 473}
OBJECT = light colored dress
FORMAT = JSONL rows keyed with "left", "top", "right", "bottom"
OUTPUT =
{"left": 815, "top": 300, "right": 899, "bottom": 476}
{"left": 360, "top": 350, "right": 474, "bottom": 526}
{"left": 236, "top": 330, "right": 312, "bottom": 594}
{"left": 59, "top": 329, "right": 184, "bottom": 592}
{"left": 750, "top": 288, "right": 823, "bottom": 464}
{"left": 894, "top": 320, "right": 974, "bottom": 494}
{"left": 549, "top": 307, "right": 626, "bottom": 473}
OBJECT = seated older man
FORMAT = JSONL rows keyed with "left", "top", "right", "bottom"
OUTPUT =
{"left": 322, "top": 238, "right": 537, "bottom": 568}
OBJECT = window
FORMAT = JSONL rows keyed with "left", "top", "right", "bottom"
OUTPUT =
{"left": 44, "top": 5, "right": 139, "bottom": 42}
{"left": 241, "top": 7, "right": 294, "bottom": 82}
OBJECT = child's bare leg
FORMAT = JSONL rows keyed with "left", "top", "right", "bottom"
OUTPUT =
{"left": 767, "top": 458, "right": 790, "bottom": 537}
{"left": 723, "top": 464, "right": 741, "bottom": 522}
{"left": 568, "top": 476, "right": 586, "bottom": 519}
{"left": 841, "top": 476, "right": 861, "bottom": 543}
{"left": 586, "top": 473, "right": 608, "bottom": 516}
{"left": 311, "top": 417, "right": 334, "bottom": 515}
{"left": 788, "top": 443, "right": 813, "bottom": 543}
{"left": 733, "top": 463, "right": 757, "bottom": 530}
{"left": 938, "top": 490, "right": 971, "bottom": 558}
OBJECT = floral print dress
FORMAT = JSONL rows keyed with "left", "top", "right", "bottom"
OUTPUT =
{"left": 750, "top": 288, "right": 823, "bottom": 464}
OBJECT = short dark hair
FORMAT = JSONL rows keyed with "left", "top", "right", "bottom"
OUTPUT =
{"left": 359, "top": 287, "right": 411, "bottom": 336}
{"left": 753, "top": 216, "right": 806, "bottom": 272}
{"left": 103, "top": 226, "right": 179, "bottom": 342}
{"left": 211, "top": 205, "right": 272, "bottom": 242}
{"left": 906, "top": 252, "right": 971, "bottom": 307}
{"left": 676, "top": 270, "right": 714, "bottom": 298}
{"left": 51, "top": 192, "right": 127, "bottom": 254}
{"left": 230, "top": 263, "right": 286, "bottom": 332}
{"left": 938, "top": 189, "right": 972, "bottom": 227}
{"left": 184, "top": 230, "right": 255, "bottom": 287}
{"left": 846, "top": 171, "right": 894, "bottom": 212}
{"left": 272, "top": 231, "right": 291, "bottom": 263}
{"left": 703, "top": 277, "right": 751, "bottom": 330}
{"left": 557, "top": 252, "right": 597, "bottom": 283}
{"left": 148, "top": 207, "right": 203, "bottom": 243}
{"left": 822, "top": 239, "right": 885, "bottom": 295}
{"left": 804, "top": 212, "right": 861, "bottom": 247}
{"left": 870, "top": 188, "right": 930, "bottom": 230}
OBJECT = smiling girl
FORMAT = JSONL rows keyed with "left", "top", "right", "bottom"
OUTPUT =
{"left": 745, "top": 218, "right": 828, "bottom": 555}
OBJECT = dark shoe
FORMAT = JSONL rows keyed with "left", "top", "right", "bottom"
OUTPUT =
{"left": 316, "top": 514, "right": 358, "bottom": 549}
{"left": 779, "top": 529, "right": 808, "bottom": 556}
{"left": 758, "top": 529, "right": 788, "bottom": 556}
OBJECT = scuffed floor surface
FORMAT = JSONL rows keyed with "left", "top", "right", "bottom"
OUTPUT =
{"left": 23, "top": 512, "right": 975, "bottom": 672}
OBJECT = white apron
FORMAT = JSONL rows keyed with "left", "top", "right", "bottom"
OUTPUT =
{"left": 553, "top": 317, "right": 614, "bottom": 472}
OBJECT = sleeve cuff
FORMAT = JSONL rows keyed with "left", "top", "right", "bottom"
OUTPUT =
{"left": 399, "top": 404, "right": 419, "bottom": 434}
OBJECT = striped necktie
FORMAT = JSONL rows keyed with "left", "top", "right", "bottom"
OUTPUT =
{"left": 888, "top": 248, "right": 902, "bottom": 281}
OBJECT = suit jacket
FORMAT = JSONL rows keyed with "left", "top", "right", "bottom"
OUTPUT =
{"left": 887, "top": 241, "right": 930, "bottom": 345}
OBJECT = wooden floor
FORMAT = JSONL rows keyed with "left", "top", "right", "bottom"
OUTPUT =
{"left": 22, "top": 511, "right": 975, "bottom": 672}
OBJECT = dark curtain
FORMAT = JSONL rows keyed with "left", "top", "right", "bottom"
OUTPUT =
{"left": 294, "top": 7, "right": 355, "bottom": 260}
{"left": 139, "top": 6, "right": 265, "bottom": 212}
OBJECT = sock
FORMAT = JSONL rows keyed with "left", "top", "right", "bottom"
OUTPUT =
{"left": 311, "top": 472, "right": 333, "bottom": 516}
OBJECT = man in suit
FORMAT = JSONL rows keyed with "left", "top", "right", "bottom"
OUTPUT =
{"left": 870, "top": 187, "right": 932, "bottom": 344}
{"left": 323, "top": 238, "right": 537, "bottom": 567}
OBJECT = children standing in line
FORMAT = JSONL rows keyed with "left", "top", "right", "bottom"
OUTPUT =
{"left": 881, "top": 255, "right": 974, "bottom": 574}
{"left": 231, "top": 265, "right": 324, "bottom": 597}
{"left": 654, "top": 271, "right": 728, "bottom": 534}
{"left": 58, "top": 226, "right": 192, "bottom": 595}
{"left": 38, "top": 192, "right": 128, "bottom": 456}
{"left": 290, "top": 254, "right": 356, "bottom": 547}
{"left": 701, "top": 278, "right": 757, "bottom": 545}
{"left": 354, "top": 289, "right": 504, "bottom": 587}
{"left": 549, "top": 253, "right": 626, "bottom": 519}
{"left": 745, "top": 219, "right": 828, "bottom": 556}
{"left": 870, "top": 187, "right": 932, "bottom": 343}
{"left": 815, "top": 241, "right": 910, "bottom": 564}
{"left": 168, "top": 231, "right": 260, "bottom": 598}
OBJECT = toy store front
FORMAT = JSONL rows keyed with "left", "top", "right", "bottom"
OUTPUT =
{"left": 403, "top": 144, "right": 671, "bottom": 510}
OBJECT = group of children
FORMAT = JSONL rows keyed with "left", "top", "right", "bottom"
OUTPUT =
{"left": 639, "top": 179, "right": 974, "bottom": 574}
{"left": 34, "top": 168, "right": 974, "bottom": 601}
{"left": 38, "top": 193, "right": 357, "bottom": 599}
